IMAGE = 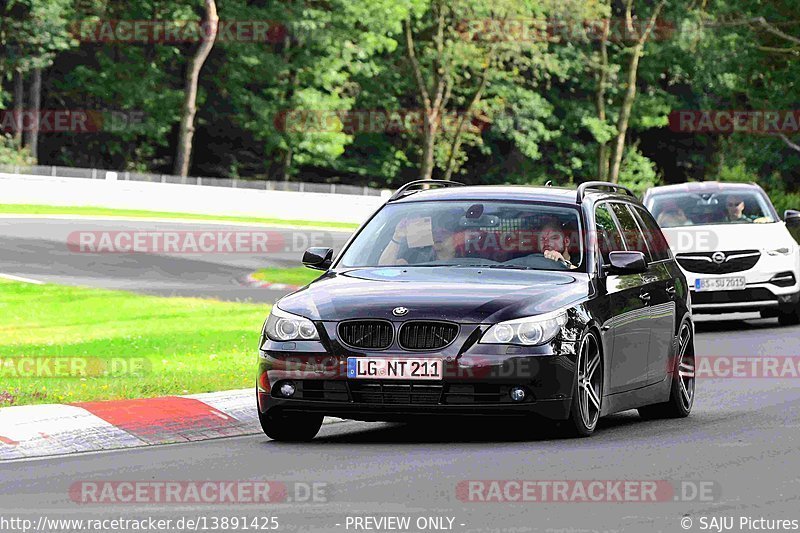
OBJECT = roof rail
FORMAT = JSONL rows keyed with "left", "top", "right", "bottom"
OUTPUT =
{"left": 576, "top": 181, "right": 636, "bottom": 202}
{"left": 388, "top": 179, "right": 465, "bottom": 201}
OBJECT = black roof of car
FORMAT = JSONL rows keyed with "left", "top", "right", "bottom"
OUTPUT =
{"left": 389, "top": 183, "right": 640, "bottom": 206}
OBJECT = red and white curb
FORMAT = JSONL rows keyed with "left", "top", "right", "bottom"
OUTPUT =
{"left": 0, "top": 389, "right": 342, "bottom": 461}
{"left": 243, "top": 273, "right": 301, "bottom": 291}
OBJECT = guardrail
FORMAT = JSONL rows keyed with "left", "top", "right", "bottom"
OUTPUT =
{"left": 1, "top": 172, "right": 387, "bottom": 224}
{"left": 0, "top": 165, "right": 384, "bottom": 197}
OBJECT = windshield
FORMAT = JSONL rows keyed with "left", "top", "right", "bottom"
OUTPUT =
{"left": 337, "top": 201, "right": 584, "bottom": 271}
{"left": 646, "top": 189, "right": 776, "bottom": 228}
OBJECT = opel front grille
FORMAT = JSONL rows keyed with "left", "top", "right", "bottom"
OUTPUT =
{"left": 676, "top": 250, "right": 760, "bottom": 274}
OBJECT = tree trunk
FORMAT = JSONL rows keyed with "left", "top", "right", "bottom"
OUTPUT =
{"left": 595, "top": 19, "right": 610, "bottom": 181}
{"left": 608, "top": 1, "right": 665, "bottom": 184}
{"left": 405, "top": 12, "right": 451, "bottom": 182}
{"left": 13, "top": 71, "right": 25, "bottom": 147}
{"left": 443, "top": 68, "right": 490, "bottom": 181}
{"left": 24, "top": 68, "right": 41, "bottom": 161}
{"left": 278, "top": 36, "right": 297, "bottom": 181}
{"left": 419, "top": 115, "right": 438, "bottom": 181}
{"left": 280, "top": 147, "right": 293, "bottom": 182}
{"left": 608, "top": 52, "right": 641, "bottom": 184}
{"left": 174, "top": 0, "right": 219, "bottom": 177}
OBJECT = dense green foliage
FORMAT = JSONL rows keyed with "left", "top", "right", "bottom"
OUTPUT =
{"left": 1, "top": 0, "right": 799, "bottom": 200}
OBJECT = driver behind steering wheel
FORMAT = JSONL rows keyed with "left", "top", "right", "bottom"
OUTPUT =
{"left": 539, "top": 218, "right": 577, "bottom": 269}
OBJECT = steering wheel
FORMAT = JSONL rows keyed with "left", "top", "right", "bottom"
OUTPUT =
{"left": 503, "top": 253, "right": 570, "bottom": 270}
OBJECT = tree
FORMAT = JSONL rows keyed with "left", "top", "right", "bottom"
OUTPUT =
{"left": 24, "top": 67, "right": 41, "bottom": 158}
{"left": 217, "top": 0, "right": 407, "bottom": 181}
{"left": 606, "top": 0, "right": 666, "bottom": 183}
{"left": 682, "top": 0, "right": 800, "bottom": 192}
{"left": 402, "top": 0, "right": 601, "bottom": 181}
{"left": 174, "top": 0, "right": 218, "bottom": 176}
{"left": 0, "top": 0, "right": 74, "bottom": 162}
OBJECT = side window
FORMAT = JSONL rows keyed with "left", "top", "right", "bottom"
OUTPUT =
{"left": 609, "top": 203, "right": 652, "bottom": 261}
{"left": 594, "top": 203, "right": 626, "bottom": 265}
{"left": 632, "top": 206, "right": 672, "bottom": 261}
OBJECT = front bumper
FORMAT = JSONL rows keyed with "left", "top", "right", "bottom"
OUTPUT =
{"left": 264, "top": 396, "right": 573, "bottom": 422}
{"left": 680, "top": 253, "right": 800, "bottom": 313}
{"left": 689, "top": 286, "right": 800, "bottom": 313}
{"left": 257, "top": 346, "right": 577, "bottom": 421}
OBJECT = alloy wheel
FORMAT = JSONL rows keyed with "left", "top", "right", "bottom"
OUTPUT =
{"left": 676, "top": 323, "right": 695, "bottom": 411}
{"left": 577, "top": 333, "right": 602, "bottom": 431}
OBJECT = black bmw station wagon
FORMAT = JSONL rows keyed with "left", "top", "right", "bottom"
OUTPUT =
{"left": 257, "top": 181, "right": 695, "bottom": 439}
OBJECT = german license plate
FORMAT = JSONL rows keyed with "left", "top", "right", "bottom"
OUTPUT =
{"left": 346, "top": 357, "right": 443, "bottom": 380}
{"left": 694, "top": 276, "right": 746, "bottom": 291}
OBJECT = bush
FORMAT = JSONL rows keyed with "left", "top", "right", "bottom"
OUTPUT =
{"left": 0, "top": 135, "right": 34, "bottom": 166}
{"left": 618, "top": 146, "right": 659, "bottom": 197}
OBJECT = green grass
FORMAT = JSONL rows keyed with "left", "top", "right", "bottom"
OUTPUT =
{"left": 250, "top": 267, "right": 322, "bottom": 286}
{"left": 0, "top": 279, "right": 270, "bottom": 406}
{"left": 0, "top": 204, "right": 359, "bottom": 230}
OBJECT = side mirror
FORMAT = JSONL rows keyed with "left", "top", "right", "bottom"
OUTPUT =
{"left": 606, "top": 251, "right": 648, "bottom": 275}
{"left": 302, "top": 247, "right": 333, "bottom": 270}
{"left": 785, "top": 210, "right": 800, "bottom": 244}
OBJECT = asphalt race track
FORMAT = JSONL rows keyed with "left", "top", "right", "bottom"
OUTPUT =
{"left": 0, "top": 217, "right": 351, "bottom": 303}
{"left": 2, "top": 217, "right": 800, "bottom": 531}
{"left": 2, "top": 313, "right": 800, "bottom": 532}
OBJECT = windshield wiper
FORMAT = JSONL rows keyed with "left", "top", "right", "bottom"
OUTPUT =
{"left": 448, "top": 263, "right": 536, "bottom": 270}
{"left": 484, "top": 264, "right": 538, "bottom": 270}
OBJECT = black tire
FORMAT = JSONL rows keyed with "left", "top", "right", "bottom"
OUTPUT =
{"left": 563, "top": 330, "right": 603, "bottom": 438}
{"left": 258, "top": 410, "right": 323, "bottom": 442}
{"left": 638, "top": 321, "right": 695, "bottom": 420}
{"left": 778, "top": 307, "right": 800, "bottom": 326}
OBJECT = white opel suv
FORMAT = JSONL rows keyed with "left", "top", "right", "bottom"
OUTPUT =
{"left": 643, "top": 182, "right": 800, "bottom": 325}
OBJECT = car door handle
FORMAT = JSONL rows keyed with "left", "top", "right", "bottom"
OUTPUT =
{"left": 639, "top": 292, "right": 651, "bottom": 303}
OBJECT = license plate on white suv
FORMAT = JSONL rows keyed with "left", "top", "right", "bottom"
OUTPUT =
{"left": 347, "top": 357, "right": 443, "bottom": 380}
{"left": 694, "top": 276, "right": 746, "bottom": 292}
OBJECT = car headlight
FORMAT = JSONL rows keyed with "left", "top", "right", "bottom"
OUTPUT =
{"left": 765, "top": 247, "right": 792, "bottom": 256}
{"left": 480, "top": 309, "right": 568, "bottom": 346}
{"left": 265, "top": 307, "right": 319, "bottom": 341}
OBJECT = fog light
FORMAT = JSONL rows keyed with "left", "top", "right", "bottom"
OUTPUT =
{"left": 279, "top": 381, "right": 296, "bottom": 398}
{"left": 510, "top": 386, "right": 526, "bottom": 402}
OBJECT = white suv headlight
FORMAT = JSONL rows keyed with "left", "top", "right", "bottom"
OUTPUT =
{"left": 480, "top": 309, "right": 568, "bottom": 346}
{"left": 265, "top": 307, "right": 319, "bottom": 342}
{"left": 765, "top": 247, "right": 792, "bottom": 256}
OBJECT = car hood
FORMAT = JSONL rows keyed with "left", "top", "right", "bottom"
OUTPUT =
{"left": 277, "top": 267, "right": 589, "bottom": 324}
{"left": 662, "top": 222, "right": 795, "bottom": 255}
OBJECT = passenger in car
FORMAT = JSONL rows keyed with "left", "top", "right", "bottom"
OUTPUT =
{"left": 378, "top": 214, "right": 459, "bottom": 265}
{"left": 656, "top": 200, "right": 691, "bottom": 227}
